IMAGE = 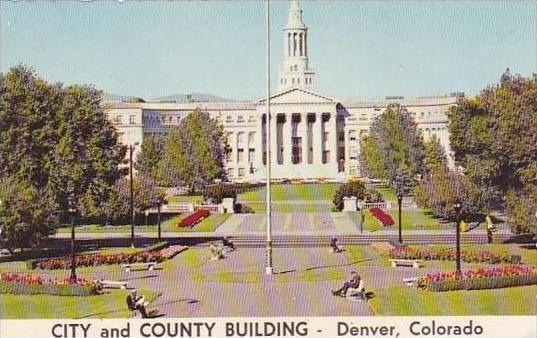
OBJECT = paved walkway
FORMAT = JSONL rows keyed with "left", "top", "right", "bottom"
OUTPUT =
{"left": 75, "top": 247, "right": 380, "bottom": 317}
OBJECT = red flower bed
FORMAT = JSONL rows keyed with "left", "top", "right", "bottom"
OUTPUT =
{"left": 389, "top": 246, "right": 521, "bottom": 264}
{"left": 179, "top": 209, "right": 210, "bottom": 227}
{"left": 28, "top": 249, "right": 166, "bottom": 270}
{"left": 369, "top": 207, "right": 394, "bottom": 226}
{"left": 417, "top": 265, "right": 537, "bottom": 291}
{"left": 0, "top": 272, "right": 102, "bottom": 296}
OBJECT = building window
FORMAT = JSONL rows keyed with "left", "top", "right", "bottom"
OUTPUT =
{"left": 248, "top": 116, "right": 256, "bottom": 123}
{"left": 297, "top": 78, "right": 300, "bottom": 84}
{"left": 114, "top": 115, "right": 122, "bottom": 124}
{"left": 226, "top": 115, "right": 233, "bottom": 123}
{"left": 248, "top": 148, "right": 255, "bottom": 163}
{"left": 238, "top": 168, "right": 245, "bottom": 178}
{"left": 129, "top": 115, "right": 136, "bottom": 124}
{"left": 349, "top": 129, "right": 356, "bottom": 141}
{"left": 225, "top": 149, "right": 232, "bottom": 162}
{"left": 227, "top": 168, "right": 234, "bottom": 177}
{"left": 237, "top": 132, "right": 244, "bottom": 145}
{"left": 237, "top": 116, "right": 245, "bottom": 123}
{"left": 292, "top": 78, "right": 295, "bottom": 84}
{"left": 237, "top": 149, "right": 244, "bottom": 163}
{"left": 248, "top": 132, "right": 255, "bottom": 146}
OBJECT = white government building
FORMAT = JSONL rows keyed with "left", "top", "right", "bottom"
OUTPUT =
{"left": 105, "top": 1, "right": 458, "bottom": 182}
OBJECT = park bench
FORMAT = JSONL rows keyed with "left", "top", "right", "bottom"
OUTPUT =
{"left": 100, "top": 280, "right": 128, "bottom": 289}
{"left": 402, "top": 277, "right": 419, "bottom": 286}
{"left": 121, "top": 262, "right": 158, "bottom": 272}
{"left": 390, "top": 259, "right": 422, "bottom": 269}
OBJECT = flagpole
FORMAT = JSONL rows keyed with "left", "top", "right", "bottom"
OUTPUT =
{"left": 265, "top": 0, "right": 273, "bottom": 275}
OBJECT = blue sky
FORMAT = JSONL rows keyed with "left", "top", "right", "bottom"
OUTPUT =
{"left": 1, "top": 1, "right": 536, "bottom": 100}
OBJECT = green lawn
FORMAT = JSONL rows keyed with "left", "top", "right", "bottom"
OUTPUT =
{"left": 247, "top": 202, "right": 333, "bottom": 213}
{"left": 376, "top": 187, "right": 397, "bottom": 201}
{"left": 369, "top": 285, "right": 537, "bottom": 315}
{"left": 0, "top": 288, "right": 157, "bottom": 319}
{"left": 345, "top": 245, "right": 391, "bottom": 267}
{"left": 56, "top": 213, "right": 229, "bottom": 234}
{"left": 348, "top": 209, "right": 441, "bottom": 232}
{"left": 238, "top": 183, "right": 338, "bottom": 201}
{"left": 167, "top": 195, "right": 204, "bottom": 203}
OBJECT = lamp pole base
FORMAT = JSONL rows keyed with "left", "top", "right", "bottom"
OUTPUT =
{"left": 265, "top": 266, "right": 273, "bottom": 275}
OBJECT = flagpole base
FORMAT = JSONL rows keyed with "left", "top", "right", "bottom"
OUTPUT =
{"left": 265, "top": 266, "right": 273, "bottom": 275}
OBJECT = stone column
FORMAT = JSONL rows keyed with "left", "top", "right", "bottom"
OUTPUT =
{"left": 299, "top": 113, "right": 308, "bottom": 165}
{"left": 256, "top": 114, "right": 264, "bottom": 168}
{"left": 284, "top": 114, "right": 293, "bottom": 165}
{"left": 270, "top": 113, "right": 279, "bottom": 166}
{"left": 329, "top": 113, "right": 337, "bottom": 165}
{"left": 313, "top": 113, "right": 323, "bottom": 165}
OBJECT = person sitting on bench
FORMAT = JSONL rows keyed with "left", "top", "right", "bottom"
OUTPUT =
{"left": 329, "top": 236, "right": 343, "bottom": 253}
{"left": 345, "top": 277, "right": 365, "bottom": 300}
{"left": 332, "top": 271, "right": 360, "bottom": 297}
{"left": 126, "top": 289, "right": 148, "bottom": 318}
{"left": 221, "top": 237, "right": 235, "bottom": 251}
{"left": 210, "top": 243, "right": 225, "bottom": 260}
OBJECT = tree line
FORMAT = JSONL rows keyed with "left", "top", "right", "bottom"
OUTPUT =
{"left": 359, "top": 70, "right": 536, "bottom": 234}
{"left": 0, "top": 66, "right": 227, "bottom": 252}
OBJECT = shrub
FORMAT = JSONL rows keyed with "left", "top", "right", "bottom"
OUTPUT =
{"left": 418, "top": 265, "right": 537, "bottom": 291}
{"left": 0, "top": 272, "right": 102, "bottom": 296}
{"left": 333, "top": 181, "right": 384, "bottom": 211}
{"left": 389, "top": 246, "right": 521, "bottom": 264}
{"left": 234, "top": 203, "right": 254, "bottom": 214}
{"left": 204, "top": 183, "right": 237, "bottom": 204}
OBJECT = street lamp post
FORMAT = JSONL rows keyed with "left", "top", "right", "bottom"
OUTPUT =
{"left": 397, "top": 194, "right": 403, "bottom": 244}
{"left": 67, "top": 194, "right": 77, "bottom": 283}
{"left": 454, "top": 201, "right": 462, "bottom": 274}
{"left": 129, "top": 143, "right": 139, "bottom": 248}
{"left": 156, "top": 197, "right": 163, "bottom": 241}
{"left": 264, "top": 0, "right": 273, "bottom": 275}
{"left": 393, "top": 170, "right": 409, "bottom": 245}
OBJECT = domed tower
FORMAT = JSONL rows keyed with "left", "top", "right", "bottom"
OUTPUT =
{"left": 278, "top": 1, "right": 316, "bottom": 90}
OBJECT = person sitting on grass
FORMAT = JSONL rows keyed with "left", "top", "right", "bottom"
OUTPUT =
{"left": 332, "top": 271, "right": 360, "bottom": 297}
{"left": 221, "top": 237, "right": 235, "bottom": 252}
{"left": 329, "top": 236, "right": 343, "bottom": 253}
{"left": 126, "top": 289, "right": 148, "bottom": 318}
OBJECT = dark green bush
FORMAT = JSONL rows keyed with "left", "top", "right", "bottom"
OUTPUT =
{"left": 204, "top": 183, "right": 237, "bottom": 204}
{"left": 234, "top": 203, "right": 254, "bottom": 214}
{"left": 333, "top": 180, "right": 384, "bottom": 211}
